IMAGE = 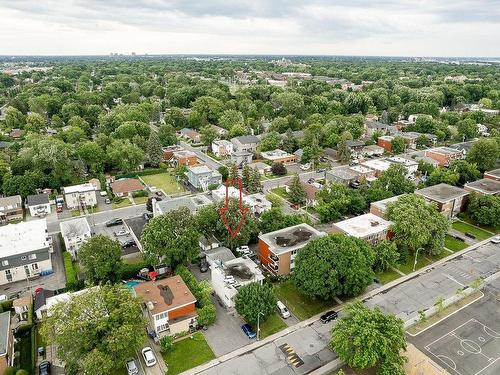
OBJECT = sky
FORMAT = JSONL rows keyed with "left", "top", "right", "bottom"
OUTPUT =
{"left": 0, "top": 0, "right": 499, "bottom": 57}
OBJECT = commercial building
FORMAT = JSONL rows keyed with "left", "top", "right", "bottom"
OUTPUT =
{"left": 0, "top": 220, "right": 53, "bottom": 285}
{"left": 464, "top": 178, "right": 500, "bottom": 196}
{"left": 60, "top": 218, "right": 92, "bottom": 259}
{"left": 133, "top": 276, "right": 197, "bottom": 337}
{"left": 330, "top": 213, "right": 393, "bottom": 244}
{"left": 26, "top": 193, "right": 51, "bottom": 217}
{"left": 0, "top": 195, "right": 23, "bottom": 222}
{"left": 415, "top": 183, "right": 468, "bottom": 218}
{"left": 258, "top": 224, "right": 325, "bottom": 276}
{"left": 186, "top": 165, "right": 222, "bottom": 191}
{"left": 424, "top": 147, "right": 463, "bottom": 167}
{"left": 211, "top": 257, "right": 264, "bottom": 308}
{"left": 261, "top": 149, "right": 298, "bottom": 164}
{"left": 62, "top": 183, "right": 97, "bottom": 209}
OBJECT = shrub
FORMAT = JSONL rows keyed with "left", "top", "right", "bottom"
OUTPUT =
{"left": 132, "top": 190, "right": 148, "bottom": 198}
{"left": 271, "top": 162, "right": 287, "bottom": 176}
{"left": 0, "top": 299, "right": 13, "bottom": 311}
{"left": 159, "top": 336, "right": 174, "bottom": 353}
{"left": 62, "top": 252, "right": 80, "bottom": 291}
{"left": 197, "top": 304, "right": 216, "bottom": 326}
{"left": 4, "top": 367, "right": 17, "bottom": 375}
{"left": 16, "top": 370, "right": 29, "bottom": 375}
{"left": 119, "top": 260, "right": 149, "bottom": 279}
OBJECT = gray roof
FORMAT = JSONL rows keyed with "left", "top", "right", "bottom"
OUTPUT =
{"left": 232, "top": 135, "right": 260, "bottom": 144}
{"left": 0, "top": 311, "right": 10, "bottom": 355}
{"left": 345, "top": 140, "right": 364, "bottom": 148}
{"left": 464, "top": 178, "right": 500, "bottom": 195}
{"left": 366, "top": 121, "right": 389, "bottom": 129}
{"left": 485, "top": 168, "right": 500, "bottom": 178}
{"left": 156, "top": 195, "right": 212, "bottom": 214}
{"left": 60, "top": 218, "right": 91, "bottom": 238}
{"left": 34, "top": 289, "right": 55, "bottom": 312}
{"left": 26, "top": 193, "right": 50, "bottom": 206}
{"left": 205, "top": 246, "right": 235, "bottom": 265}
{"left": 0, "top": 195, "right": 22, "bottom": 209}
{"left": 258, "top": 223, "right": 325, "bottom": 255}
{"left": 0, "top": 141, "right": 11, "bottom": 149}
{"left": 415, "top": 183, "right": 468, "bottom": 203}
{"left": 124, "top": 216, "right": 148, "bottom": 242}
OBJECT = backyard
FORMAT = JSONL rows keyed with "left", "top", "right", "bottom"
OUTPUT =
{"left": 163, "top": 332, "right": 215, "bottom": 375}
{"left": 141, "top": 172, "right": 186, "bottom": 195}
{"left": 451, "top": 220, "right": 493, "bottom": 241}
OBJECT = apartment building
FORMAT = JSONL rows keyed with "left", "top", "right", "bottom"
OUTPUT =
{"left": 62, "top": 183, "right": 97, "bottom": 209}
{"left": 415, "top": 183, "right": 468, "bottom": 218}
{"left": 330, "top": 213, "right": 393, "bottom": 244}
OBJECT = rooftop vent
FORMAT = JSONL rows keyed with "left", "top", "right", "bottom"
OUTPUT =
{"left": 370, "top": 221, "right": 380, "bottom": 227}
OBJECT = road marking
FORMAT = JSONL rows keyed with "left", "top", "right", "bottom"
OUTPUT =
{"left": 278, "top": 343, "right": 304, "bottom": 368}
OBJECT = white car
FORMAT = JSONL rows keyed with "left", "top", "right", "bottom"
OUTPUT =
{"left": 115, "top": 230, "right": 129, "bottom": 236}
{"left": 300, "top": 163, "right": 311, "bottom": 171}
{"left": 142, "top": 347, "right": 157, "bottom": 367}
{"left": 0, "top": 295, "right": 7, "bottom": 302}
{"left": 149, "top": 186, "right": 158, "bottom": 193}
{"left": 491, "top": 236, "right": 500, "bottom": 244}
{"left": 126, "top": 358, "right": 139, "bottom": 375}
{"left": 224, "top": 275, "right": 236, "bottom": 284}
{"left": 99, "top": 191, "right": 107, "bottom": 197}
{"left": 236, "top": 246, "right": 251, "bottom": 256}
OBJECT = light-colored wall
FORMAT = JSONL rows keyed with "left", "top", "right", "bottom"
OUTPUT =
{"left": 64, "top": 191, "right": 97, "bottom": 209}
{"left": 28, "top": 203, "right": 51, "bottom": 217}
{"left": 0, "top": 258, "right": 52, "bottom": 286}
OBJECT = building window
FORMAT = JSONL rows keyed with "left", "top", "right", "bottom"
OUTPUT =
{"left": 21, "top": 256, "right": 27, "bottom": 261}
{"left": 28, "top": 254, "right": 37, "bottom": 260}
{"left": 32, "top": 263, "right": 39, "bottom": 270}
{"left": 5, "top": 270, "right": 12, "bottom": 282}
{"left": 1, "top": 260, "right": 8, "bottom": 266}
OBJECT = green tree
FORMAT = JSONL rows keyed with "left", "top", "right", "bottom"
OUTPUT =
{"left": 159, "top": 336, "right": 174, "bottom": 354}
{"left": 146, "top": 131, "right": 163, "bottom": 167}
{"left": 218, "top": 109, "right": 244, "bottom": 130}
{"left": 259, "top": 131, "right": 281, "bottom": 152}
{"left": 77, "top": 141, "right": 106, "bottom": 174}
{"left": 259, "top": 207, "right": 304, "bottom": 233}
{"left": 142, "top": 207, "right": 199, "bottom": 267}
{"left": 25, "top": 113, "right": 45, "bottom": 133}
{"left": 106, "top": 139, "right": 145, "bottom": 172}
{"left": 78, "top": 235, "right": 122, "bottom": 284}
{"left": 456, "top": 118, "right": 478, "bottom": 140}
{"left": 426, "top": 169, "right": 460, "bottom": 186}
{"left": 5, "top": 106, "right": 26, "bottom": 129}
{"left": 158, "top": 124, "right": 177, "bottom": 146}
{"left": 467, "top": 193, "right": 500, "bottom": 227}
{"left": 41, "top": 285, "right": 146, "bottom": 375}
{"left": 293, "top": 235, "right": 375, "bottom": 300}
{"left": 467, "top": 138, "right": 499, "bottom": 172}
{"left": 391, "top": 136, "right": 406, "bottom": 154}
{"left": 271, "top": 162, "right": 286, "bottom": 176}
{"left": 373, "top": 240, "right": 400, "bottom": 272}
{"left": 288, "top": 174, "right": 306, "bottom": 205}
{"left": 337, "top": 131, "right": 353, "bottom": 163}
{"left": 330, "top": 302, "right": 407, "bottom": 375}
{"left": 449, "top": 160, "right": 481, "bottom": 185}
{"left": 371, "top": 164, "right": 416, "bottom": 195}
{"left": 200, "top": 125, "right": 218, "bottom": 146}
{"left": 234, "top": 282, "right": 276, "bottom": 324}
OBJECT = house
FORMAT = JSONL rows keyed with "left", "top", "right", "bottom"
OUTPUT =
{"left": 370, "top": 195, "right": 403, "bottom": 218}
{"left": 449, "top": 141, "right": 475, "bottom": 156}
{"left": 285, "top": 181, "right": 320, "bottom": 206}
{"left": 377, "top": 135, "right": 395, "bottom": 152}
{"left": 464, "top": 179, "right": 500, "bottom": 196}
{"left": 179, "top": 128, "right": 201, "bottom": 143}
{"left": 88, "top": 178, "right": 101, "bottom": 191}
{"left": 211, "top": 124, "right": 228, "bottom": 137}
{"left": 13, "top": 294, "right": 32, "bottom": 321}
{"left": 362, "top": 145, "right": 385, "bottom": 158}
{"left": 360, "top": 159, "right": 392, "bottom": 177}
{"left": 211, "top": 186, "right": 272, "bottom": 215}
{"left": 330, "top": 213, "right": 393, "bottom": 244}
{"left": 323, "top": 147, "right": 338, "bottom": 161}
{"left": 43, "top": 287, "right": 94, "bottom": 317}
{"left": 62, "top": 183, "right": 97, "bottom": 209}
{"left": 60, "top": 218, "right": 92, "bottom": 259}
{"left": 133, "top": 276, "right": 198, "bottom": 337}
{"left": 34, "top": 289, "right": 56, "bottom": 320}
{"left": 386, "top": 156, "right": 418, "bottom": 177}
{"left": 205, "top": 246, "right": 235, "bottom": 268}
{"left": 0, "top": 220, "right": 53, "bottom": 285}
{"left": 424, "top": 147, "right": 463, "bottom": 167}
{"left": 231, "top": 135, "right": 260, "bottom": 153}
{"left": 123, "top": 216, "right": 149, "bottom": 252}
{"left": 346, "top": 140, "right": 365, "bottom": 159}
{"left": 0, "top": 311, "right": 13, "bottom": 374}
{"left": 365, "top": 121, "right": 392, "bottom": 137}
{"left": 212, "top": 257, "right": 265, "bottom": 308}
{"left": 111, "top": 178, "right": 144, "bottom": 198}
{"left": 249, "top": 162, "right": 271, "bottom": 175}
{"left": 231, "top": 151, "right": 253, "bottom": 168}
{"left": 0, "top": 141, "right": 11, "bottom": 150}
{"left": 484, "top": 168, "right": 500, "bottom": 181}
{"left": 199, "top": 236, "right": 220, "bottom": 252}
{"left": 153, "top": 194, "right": 212, "bottom": 217}
{"left": 162, "top": 145, "right": 183, "bottom": 161}
{"left": 261, "top": 149, "right": 298, "bottom": 165}
{"left": 326, "top": 166, "right": 359, "bottom": 186}
{"left": 211, "top": 140, "right": 234, "bottom": 158}
{"left": 349, "top": 165, "right": 377, "bottom": 180}
{"left": 25, "top": 193, "right": 51, "bottom": 217}
{"left": 0, "top": 195, "right": 23, "bottom": 222}
{"left": 172, "top": 150, "right": 198, "bottom": 166}
{"left": 258, "top": 224, "right": 325, "bottom": 276}
{"left": 186, "top": 165, "right": 222, "bottom": 191}
{"left": 415, "top": 183, "right": 468, "bottom": 218}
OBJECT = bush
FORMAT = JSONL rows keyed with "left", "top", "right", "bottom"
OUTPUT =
{"left": 62, "top": 252, "right": 81, "bottom": 291}
{"left": 4, "top": 367, "right": 17, "bottom": 375}
{"left": 16, "top": 370, "right": 29, "bottom": 375}
{"left": 0, "top": 299, "right": 13, "bottom": 311}
{"left": 119, "top": 260, "right": 149, "bottom": 279}
{"left": 132, "top": 190, "right": 148, "bottom": 198}
{"left": 112, "top": 196, "right": 124, "bottom": 204}
{"left": 271, "top": 162, "right": 287, "bottom": 176}
{"left": 159, "top": 335, "right": 174, "bottom": 353}
{"left": 197, "top": 304, "right": 216, "bottom": 326}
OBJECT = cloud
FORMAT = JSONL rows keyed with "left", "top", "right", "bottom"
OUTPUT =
{"left": 0, "top": 0, "right": 498, "bottom": 56}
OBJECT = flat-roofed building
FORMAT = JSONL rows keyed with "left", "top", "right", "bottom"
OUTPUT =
{"left": 62, "top": 183, "right": 97, "bottom": 209}
{"left": 464, "top": 178, "right": 500, "bottom": 196}
{"left": 360, "top": 159, "right": 392, "bottom": 177}
{"left": 362, "top": 145, "right": 385, "bottom": 157}
{"left": 326, "top": 166, "right": 358, "bottom": 186}
{"left": 153, "top": 194, "right": 212, "bottom": 217}
{"left": 258, "top": 224, "right": 325, "bottom": 276}
{"left": 172, "top": 150, "right": 198, "bottom": 166}
{"left": 186, "top": 165, "right": 222, "bottom": 191}
{"left": 415, "top": 183, "right": 468, "bottom": 218}
{"left": 349, "top": 165, "right": 376, "bottom": 180}
{"left": 424, "top": 147, "right": 463, "bottom": 167}
{"left": 60, "top": 218, "right": 92, "bottom": 259}
{"left": 386, "top": 156, "right": 418, "bottom": 176}
{"left": 377, "top": 135, "right": 394, "bottom": 152}
{"left": 484, "top": 168, "right": 500, "bottom": 181}
{"left": 370, "top": 195, "right": 403, "bottom": 218}
{"left": 330, "top": 213, "right": 393, "bottom": 244}
{"left": 261, "top": 149, "right": 298, "bottom": 164}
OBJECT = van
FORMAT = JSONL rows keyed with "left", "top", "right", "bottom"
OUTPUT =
{"left": 276, "top": 300, "right": 290, "bottom": 319}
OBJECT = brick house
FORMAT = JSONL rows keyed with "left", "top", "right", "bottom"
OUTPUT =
{"left": 424, "top": 147, "right": 463, "bottom": 167}
{"left": 111, "top": 178, "right": 144, "bottom": 197}
{"left": 415, "top": 183, "right": 468, "bottom": 218}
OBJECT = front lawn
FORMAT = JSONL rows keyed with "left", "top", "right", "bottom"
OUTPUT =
{"left": 270, "top": 187, "right": 288, "bottom": 199}
{"left": 457, "top": 213, "right": 500, "bottom": 234}
{"left": 375, "top": 268, "right": 401, "bottom": 284}
{"left": 444, "top": 235, "right": 468, "bottom": 252}
{"left": 16, "top": 330, "right": 34, "bottom": 374}
{"left": 163, "top": 332, "right": 215, "bottom": 375}
{"left": 141, "top": 172, "right": 186, "bottom": 195}
{"left": 452, "top": 220, "right": 492, "bottom": 241}
{"left": 273, "top": 279, "right": 333, "bottom": 320}
{"left": 112, "top": 198, "right": 132, "bottom": 209}
{"left": 133, "top": 196, "right": 149, "bottom": 204}
{"left": 251, "top": 312, "right": 287, "bottom": 339}
{"left": 397, "top": 255, "right": 432, "bottom": 275}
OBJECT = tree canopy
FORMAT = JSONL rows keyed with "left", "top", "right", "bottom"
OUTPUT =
{"left": 78, "top": 235, "right": 122, "bottom": 284}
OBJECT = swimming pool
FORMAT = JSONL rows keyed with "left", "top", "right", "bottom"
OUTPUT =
{"left": 124, "top": 280, "right": 142, "bottom": 289}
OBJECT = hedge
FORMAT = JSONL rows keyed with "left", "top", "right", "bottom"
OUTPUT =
{"left": 62, "top": 252, "right": 80, "bottom": 291}
{"left": 115, "top": 167, "right": 167, "bottom": 179}
{"left": 119, "top": 260, "right": 149, "bottom": 279}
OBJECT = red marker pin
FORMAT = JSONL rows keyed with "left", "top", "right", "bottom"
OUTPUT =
{"left": 219, "top": 178, "right": 249, "bottom": 240}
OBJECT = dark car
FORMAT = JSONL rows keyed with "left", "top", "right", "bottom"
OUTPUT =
{"left": 320, "top": 310, "right": 338, "bottom": 324}
{"left": 122, "top": 239, "right": 136, "bottom": 248}
{"left": 199, "top": 259, "right": 209, "bottom": 273}
{"left": 241, "top": 323, "right": 256, "bottom": 339}
{"left": 39, "top": 360, "right": 51, "bottom": 375}
{"left": 316, "top": 168, "right": 325, "bottom": 173}
{"left": 155, "top": 191, "right": 163, "bottom": 197}
{"left": 106, "top": 218, "right": 123, "bottom": 227}
{"left": 143, "top": 212, "right": 153, "bottom": 221}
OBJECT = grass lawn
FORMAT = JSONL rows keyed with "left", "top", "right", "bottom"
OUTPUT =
{"left": 70, "top": 209, "right": 80, "bottom": 217}
{"left": 397, "top": 255, "right": 432, "bottom": 275}
{"left": 112, "top": 199, "right": 132, "bottom": 209}
{"left": 163, "top": 332, "right": 215, "bottom": 375}
{"left": 251, "top": 312, "right": 287, "bottom": 339}
{"left": 444, "top": 235, "right": 468, "bottom": 252}
{"left": 452, "top": 220, "right": 492, "bottom": 241}
{"left": 16, "top": 330, "right": 34, "bottom": 374}
{"left": 134, "top": 196, "right": 149, "bottom": 204}
{"left": 375, "top": 268, "right": 401, "bottom": 284}
{"left": 273, "top": 279, "right": 333, "bottom": 320}
{"left": 457, "top": 213, "right": 500, "bottom": 234}
{"left": 270, "top": 187, "right": 288, "bottom": 199}
{"left": 141, "top": 172, "right": 186, "bottom": 195}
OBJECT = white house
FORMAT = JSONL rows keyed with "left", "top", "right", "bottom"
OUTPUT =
{"left": 60, "top": 218, "right": 92, "bottom": 259}
{"left": 211, "top": 140, "right": 234, "bottom": 158}
{"left": 25, "top": 194, "right": 51, "bottom": 217}
{"left": 62, "top": 183, "right": 97, "bottom": 209}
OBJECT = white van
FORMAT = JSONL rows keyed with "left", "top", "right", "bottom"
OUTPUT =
{"left": 276, "top": 300, "right": 290, "bottom": 319}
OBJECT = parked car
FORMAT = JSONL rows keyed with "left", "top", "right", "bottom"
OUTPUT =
{"left": 307, "top": 178, "right": 315, "bottom": 184}
{"left": 143, "top": 212, "right": 153, "bottom": 221}
{"left": 141, "top": 347, "right": 157, "bottom": 367}
{"left": 105, "top": 198, "right": 111, "bottom": 204}
{"left": 155, "top": 191, "right": 163, "bottom": 197}
{"left": 300, "top": 163, "right": 311, "bottom": 171}
{"left": 276, "top": 300, "right": 291, "bottom": 319}
{"left": 316, "top": 168, "right": 326, "bottom": 173}
{"left": 126, "top": 359, "right": 139, "bottom": 375}
{"left": 241, "top": 323, "right": 256, "bottom": 339}
{"left": 39, "top": 360, "right": 51, "bottom": 375}
{"left": 491, "top": 236, "right": 500, "bottom": 244}
{"left": 56, "top": 203, "right": 63, "bottom": 213}
{"left": 236, "top": 245, "right": 251, "bottom": 256}
{"left": 320, "top": 310, "right": 338, "bottom": 324}
{"left": 199, "top": 259, "right": 209, "bottom": 273}
{"left": 0, "top": 295, "right": 7, "bottom": 302}
{"left": 106, "top": 218, "right": 123, "bottom": 227}
{"left": 122, "top": 239, "right": 136, "bottom": 248}
{"left": 99, "top": 191, "right": 108, "bottom": 197}
{"left": 115, "top": 229, "right": 129, "bottom": 236}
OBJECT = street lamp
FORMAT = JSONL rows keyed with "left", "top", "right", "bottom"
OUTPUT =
{"left": 256, "top": 311, "right": 265, "bottom": 341}
{"left": 413, "top": 247, "right": 424, "bottom": 272}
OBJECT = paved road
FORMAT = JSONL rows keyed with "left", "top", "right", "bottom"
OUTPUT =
{"left": 191, "top": 241, "right": 499, "bottom": 375}
{"left": 180, "top": 141, "right": 223, "bottom": 170}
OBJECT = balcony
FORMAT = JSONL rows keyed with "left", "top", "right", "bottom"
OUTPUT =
{"left": 269, "top": 254, "right": 279, "bottom": 263}
{"left": 268, "top": 263, "right": 278, "bottom": 273}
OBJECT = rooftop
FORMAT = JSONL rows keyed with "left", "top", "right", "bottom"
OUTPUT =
{"left": 111, "top": 178, "right": 144, "bottom": 194}
{"left": 327, "top": 166, "right": 358, "bottom": 180}
{"left": 259, "top": 223, "right": 325, "bottom": 255}
{"left": 213, "top": 139, "right": 233, "bottom": 147}
{"left": 333, "top": 213, "right": 392, "bottom": 238}
{"left": 188, "top": 165, "right": 221, "bottom": 176}
{"left": 426, "top": 146, "right": 462, "bottom": 155}
{"left": 386, "top": 156, "right": 418, "bottom": 167}
{"left": 63, "top": 183, "right": 96, "bottom": 194}
{"left": 0, "top": 219, "right": 50, "bottom": 258}
{"left": 26, "top": 193, "right": 50, "bottom": 206}
{"left": 485, "top": 168, "right": 500, "bottom": 179}
{"left": 350, "top": 165, "right": 374, "bottom": 174}
{"left": 232, "top": 135, "right": 260, "bottom": 144}
{"left": 205, "top": 246, "right": 235, "bottom": 266}
{"left": 345, "top": 140, "right": 364, "bottom": 148}
{"left": 124, "top": 216, "right": 148, "bottom": 242}
{"left": 155, "top": 194, "right": 212, "bottom": 214}
{"left": 361, "top": 159, "right": 392, "bottom": 171}
{"left": 133, "top": 275, "right": 196, "bottom": 315}
{"left": 415, "top": 183, "right": 468, "bottom": 203}
{"left": 464, "top": 178, "right": 500, "bottom": 195}
{"left": 0, "top": 195, "right": 22, "bottom": 210}
{"left": 222, "top": 257, "right": 264, "bottom": 286}
{"left": 370, "top": 195, "right": 403, "bottom": 213}
{"left": 173, "top": 150, "right": 197, "bottom": 158}
{"left": 261, "top": 149, "right": 295, "bottom": 160}
{"left": 60, "top": 218, "right": 91, "bottom": 238}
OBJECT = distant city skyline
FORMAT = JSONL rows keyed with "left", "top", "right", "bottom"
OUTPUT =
{"left": 0, "top": 0, "right": 499, "bottom": 57}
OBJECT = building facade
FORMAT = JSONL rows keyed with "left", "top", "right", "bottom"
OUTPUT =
{"left": 60, "top": 218, "right": 92, "bottom": 259}
{"left": 186, "top": 165, "right": 222, "bottom": 191}
{"left": 0, "top": 195, "right": 23, "bottom": 223}
{"left": 62, "top": 183, "right": 97, "bottom": 209}
{"left": 26, "top": 193, "right": 51, "bottom": 217}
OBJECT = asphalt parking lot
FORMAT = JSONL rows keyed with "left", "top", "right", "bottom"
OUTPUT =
{"left": 409, "top": 278, "right": 500, "bottom": 375}
{"left": 92, "top": 221, "right": 141, "bottom": 257}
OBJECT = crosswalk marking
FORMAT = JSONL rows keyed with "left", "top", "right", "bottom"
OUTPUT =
{"left": 278, "top": 343, "right": 304, "bottom": 368}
